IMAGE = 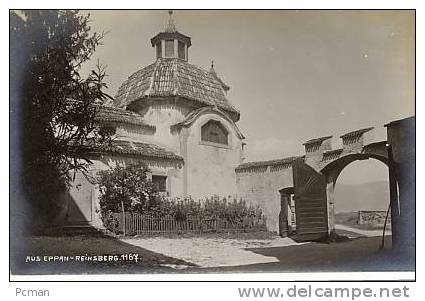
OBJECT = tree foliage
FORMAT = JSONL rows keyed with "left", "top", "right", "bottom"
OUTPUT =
{"left": 10, "top": 10, "right": 112, "bottom": 223}
{"left": 98, "top": 162, "right": 159, "bottom": 215}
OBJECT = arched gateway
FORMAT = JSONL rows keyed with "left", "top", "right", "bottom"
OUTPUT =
{"left": 236, "top": 117, "right": 414, "bottom": 249}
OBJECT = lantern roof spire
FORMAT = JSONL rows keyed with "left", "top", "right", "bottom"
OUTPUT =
{"left": 165, "top": 10, "right": 177, "bottom": 33}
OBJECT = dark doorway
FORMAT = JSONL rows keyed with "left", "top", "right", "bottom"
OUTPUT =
{"left": 279, "top": 187, "right": 294, "bottom": 237}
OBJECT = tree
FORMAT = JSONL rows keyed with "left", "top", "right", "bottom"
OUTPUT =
{"left": 98, "top": 162, "right": 158, "bottom": 215}
{"left": 10, "top": 10, "right": 112, "bottom": 226}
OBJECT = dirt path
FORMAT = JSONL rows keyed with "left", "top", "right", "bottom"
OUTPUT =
{"left": 335, "top": 224, "right": 391, "bottom": 237}
{"left": 120, "top": 236, "right": 302, "bottom": 268}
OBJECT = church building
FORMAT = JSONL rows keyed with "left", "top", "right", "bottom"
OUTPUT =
{"left": 63, "top": 13, "right": 245, "bottom": 229}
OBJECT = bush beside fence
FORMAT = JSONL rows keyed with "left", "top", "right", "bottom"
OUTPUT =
{"left": 104, "top": 212, "right": 267, "bottom": 235}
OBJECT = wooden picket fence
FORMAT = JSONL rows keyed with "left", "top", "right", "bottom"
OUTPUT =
{"left": 106, "top": 212, "right": 266, "bottom": 235}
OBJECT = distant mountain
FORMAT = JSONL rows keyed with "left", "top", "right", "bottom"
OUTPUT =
{"left": 334, "top": 181, "right": 390, "bottom": 213}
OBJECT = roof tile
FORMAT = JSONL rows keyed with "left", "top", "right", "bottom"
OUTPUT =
{"left": 235, "top": 156, "right": 301, "bottom": 172}
{"left": 83, "top": 140, "right": 183, "bottom": 162}
{"left": 114, "top": 58, "right": 239, "bottom": 121}
{"left": 340, "top": 127, "right": 374, "bottom": 139}
{"left": 94, "top": 105, "right": 154, "bottom": 128}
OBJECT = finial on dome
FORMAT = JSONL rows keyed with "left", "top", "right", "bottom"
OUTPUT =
{"left": 210, "top": 60, "right": 216, "bottom": 74}
{"left": 209, "top": 60, "right": 230, "bottom": 93}
{"left": 165, "top": 10, "right": 177, "bottom": 33}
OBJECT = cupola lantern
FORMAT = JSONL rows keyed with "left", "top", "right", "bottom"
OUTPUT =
{"left": 150, "top": 11, "right": 192, "bottom": 61}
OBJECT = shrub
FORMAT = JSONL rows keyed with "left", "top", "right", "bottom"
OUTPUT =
{"left": 152, "top": 195, "right": 264, "bottom": 225}
{"left": 97, "top": 162, "right": 159, "bottom": 216}
{"left": 97, "top": 162, "right": 264, "bottom": 230}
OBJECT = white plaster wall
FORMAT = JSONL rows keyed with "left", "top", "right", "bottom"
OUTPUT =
{"left": 137, "top": 104, "right": 191, "bottom": 154}
{"left": 185, "top": 113, "right": 243, "bottom": 199}
{"left": 115, "top": 124, "right": 155, "bottom": 143}
{"left": 236, "top": 167, "right": 293, "bottom": 232}
{"left": 90, "top": 155, "right": 184, "bottom": 197}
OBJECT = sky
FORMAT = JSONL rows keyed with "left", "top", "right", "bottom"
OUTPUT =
{"left": 81, "top": 10, "right": 415, "bottom": 185}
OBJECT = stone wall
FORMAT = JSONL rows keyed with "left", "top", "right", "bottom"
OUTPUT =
{"left": 385, "top": 116, "right": 415, "bottom": 251}
{"left": 358, "top": 210, "right": 391, "bottom": 227}
{"left": 236, "top": 165, "right": 293, "bottom": 232}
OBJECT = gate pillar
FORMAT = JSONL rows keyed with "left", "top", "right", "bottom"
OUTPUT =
{"left": 279, "top": 193, "right": 290, "bottom": 237}
{"left": 326, "top": 176, "right": 336, "bottom": 234}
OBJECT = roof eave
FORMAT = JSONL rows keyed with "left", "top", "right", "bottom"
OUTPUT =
{"left": 150, "top": 31, "right": 192, "bottom": 47}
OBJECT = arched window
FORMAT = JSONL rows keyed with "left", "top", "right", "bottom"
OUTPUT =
{"left": 201, "top": 120, "right": 228, "bottom": 145}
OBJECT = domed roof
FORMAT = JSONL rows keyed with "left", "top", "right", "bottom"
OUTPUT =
{"left": 113, "top": 58, "right": 240, "bottom": 121}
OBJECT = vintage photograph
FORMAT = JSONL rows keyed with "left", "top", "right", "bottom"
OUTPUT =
{"left": 10, "top": 9, "right": 415, "bottom": 276}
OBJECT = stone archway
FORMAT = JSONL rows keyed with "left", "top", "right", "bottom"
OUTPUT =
{"left": 321, "top": 153, "right": 392, "bottom": 234}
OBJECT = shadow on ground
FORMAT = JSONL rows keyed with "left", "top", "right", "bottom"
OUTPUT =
{"left": 11, "top": 233, "right": 197, "bottom": 275}
{"left": 11, "top": 234, "right": 414, "bottom": 275}
{"left": 197, "top": 236, "right": 414, "bottom": 273}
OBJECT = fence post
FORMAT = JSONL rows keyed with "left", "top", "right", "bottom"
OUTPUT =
{"left": 121, "top": 201, "right": 126, "bottom": 236}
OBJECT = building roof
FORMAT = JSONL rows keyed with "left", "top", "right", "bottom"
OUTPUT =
{"left": 340, "top": 127, "right": 374, "bottom": 139}
{"left": 210, "top": 65, "right": 230, "bottom": 91}
{"left": 82, "top": 140, "right": 183, "bottom": 162}
{"left": 114, "top": 58, "right": 240, "bottom": 121}
{"left": 302, "top": 135, "right": 333, "bottom": 146}
{"left": 64, "top": 99, "right": 153, "bottom": 129}
{"left": 322, "top": 148, "right": 343, "bottom": 161}
{"left": 151, "top": 31, "right": 192, "bottom": 47}
{"left": 235, "top": 156, "right": 301, "bottom": 172}
{"left": 384, "top": 116, "right": 415, "bottom": 127}
{"left": 93, "top": 105, "right": 154, "bottom": 129}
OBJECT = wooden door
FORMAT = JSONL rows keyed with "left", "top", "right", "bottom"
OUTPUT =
{"left": 292, "top": 159, "right": 328, "bottom": 241}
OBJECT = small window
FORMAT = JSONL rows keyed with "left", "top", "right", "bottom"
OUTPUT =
{"left": 201, "top": 120, "right": 228, "bottom": 145}
{"left": 165, "top": 40, "right": 174, "bottom": 57}
{"left": 156, "top": 43, "right": 162, "bottom": 58}
{"left": 152, "top": 175, "right": 167, "bottom": 193}
{"left": 178, "top": 41, "right": 185, "bottom": 60}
